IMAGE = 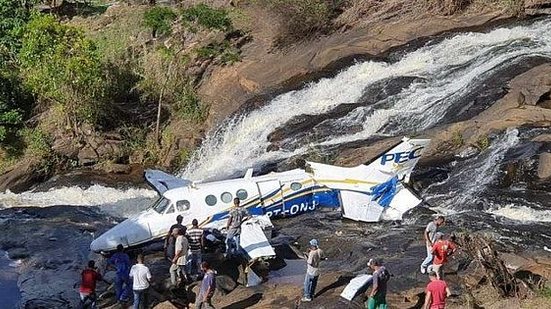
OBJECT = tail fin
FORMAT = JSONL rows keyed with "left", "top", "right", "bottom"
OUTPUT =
{"left": 365, "top": 137, "right": 430, "bottom": 183}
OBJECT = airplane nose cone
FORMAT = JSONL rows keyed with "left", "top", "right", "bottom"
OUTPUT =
{"left": 89, "top": 215, "right": 153, "bottom": 252}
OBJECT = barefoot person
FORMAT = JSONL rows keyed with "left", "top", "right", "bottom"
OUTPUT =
{"left": 421, "top": 216, "right": 445, "bottom": 274}
{"left": 423, "top": 271, "right": 451, "bottom": 309}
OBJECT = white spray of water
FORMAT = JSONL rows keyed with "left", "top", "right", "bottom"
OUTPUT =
{"left": 0, "top": 185, "right": 157, "bottom": 209}
{"left": 181, "top": 19, "right": 551, "bottom": 181}
{"left": 425, "top": 128, "right": 520, "bottom": 209}
{"left": 489, "top": 204, "right": 551, "bottom": 222}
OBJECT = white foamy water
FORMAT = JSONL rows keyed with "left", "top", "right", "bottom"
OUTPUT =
{"left": 425, "top": 128, "right": 520, "bottom": 209}
{"left": 181, "top": 19, "right": 551, "bottom": 181}
{"left": 0, "top": 185, "right": 157, "bottom": 209}
{"left": 489, "top": 204, "right": 551, "bottom": 222}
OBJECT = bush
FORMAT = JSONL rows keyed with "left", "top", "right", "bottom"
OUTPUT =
{"left": 182, "top": 4, "right": 232, "bottom": 31}
{"left": 196, "top": 41, "right": 241, "bottom": 65}
{"left": 262, "top": 0, "right": 337, "bottom": 45}
{"left": 19, "top": 14, "right": 110, "bottom": 127}
{"left": 0, "top": 0, "right": 33, "bottom": 52}
{"left": 143, "top": 6, "right": 176, "bottom": 37}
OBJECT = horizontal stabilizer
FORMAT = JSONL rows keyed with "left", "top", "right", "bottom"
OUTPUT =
{"left": 144, "top": 169, "right": 192, "bottom": 194}
{"left": 340, "top": 274, "right": 373, "bottom": 301}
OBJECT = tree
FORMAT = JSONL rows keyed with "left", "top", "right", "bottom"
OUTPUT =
{"left": 18, "top": 14, "right": 110, "bottom": 128}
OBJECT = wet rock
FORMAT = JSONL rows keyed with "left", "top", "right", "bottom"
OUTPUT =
{"left": 537, "top": 152, "right": 551, "bottom": 179}
{"left": 512, "top": 64, "right": 551, "bottom": 106}
{"left": 0, "top": 160, "right": 48, "bottom": 193}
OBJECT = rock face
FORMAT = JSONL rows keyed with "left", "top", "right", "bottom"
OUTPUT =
{"left": 200, "top": 12, "right": 511, "bottom": 127}
{"left": 537, "top": 153, "right": 551, "bottom": 179}
{"left": 0, "top": 160, "right": 48, "bottom": 194}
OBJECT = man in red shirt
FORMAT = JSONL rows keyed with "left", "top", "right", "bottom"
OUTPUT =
{"left": 430, "top": 233, "right": 456, "bottom": 279}
{"left": 423, "top": 271, "right": 451, "bottom": 309}
{"left": 79, "top": 260, "right": 103, "bottom": 309}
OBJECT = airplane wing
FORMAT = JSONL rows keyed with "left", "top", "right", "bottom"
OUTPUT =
{"left": 144, "top": 169, "right": 192, "bottom": 194}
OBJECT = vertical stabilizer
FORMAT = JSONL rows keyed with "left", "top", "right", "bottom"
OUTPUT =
{"left": 365, "top": 137, "right": 430, "bottom": 183}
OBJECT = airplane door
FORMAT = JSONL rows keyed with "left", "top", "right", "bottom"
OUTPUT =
{"left": 256, "top": 180, "right": 284, "bottom": 208}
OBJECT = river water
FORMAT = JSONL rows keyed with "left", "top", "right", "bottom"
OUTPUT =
{"left": 0, "top": 251, "right": 21, "bottom": 309}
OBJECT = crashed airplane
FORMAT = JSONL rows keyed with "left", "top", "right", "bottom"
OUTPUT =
{"left": 91, "top": 137, "right": 430, "bottom": 258}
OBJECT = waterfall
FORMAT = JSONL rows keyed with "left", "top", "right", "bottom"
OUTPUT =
{"left": 181, "top": 19, "right": 551, "bottom": 181}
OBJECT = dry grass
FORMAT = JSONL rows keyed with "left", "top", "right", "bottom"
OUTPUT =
{"left": 336, "top": 0, "right": 526, "bottom": 28}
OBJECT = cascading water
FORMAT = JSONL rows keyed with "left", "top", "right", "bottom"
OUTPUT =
{"left": 423, "top": 128, "right": 521, "bottom": 211}
{"left": 181, "top": 18, "right": 551, "bottom": 181}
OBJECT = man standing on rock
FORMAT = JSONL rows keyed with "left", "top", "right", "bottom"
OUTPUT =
{"left": 107, "top": 244, "right": 132, "bottom": 303}
{"left": 165, "top": 215, "right": 185, "bottom": 259}
{"left": 79, "top": 260, "right": 103, "bottom": 309}
{"left": 196, "top": 261, "right": 216, "bottom": 309}
{"left": 301, "top": 239, "right": 323, "bottom": 302}
{"left": 187, "top": 218, "right": 204, "bottom": 279}
{"left": 225, "top": 198, "right": 249, "bottom": 257}
{"left": 421, "top": 216, "right": 445, "bottom": 274}
{"left": 171, "top": 227, "right": 189, "bottom": 287}
{"left": 429, "top": 233, "right": 456, "bottom": 279}
{"left": 367, "top": 258, "right": 390, "bottom": 309}
{"left": 129, "top": 254, "right": 152, "bottom": 309}
{"left": 423, "top": 271, "right": 451, "bottom": 309}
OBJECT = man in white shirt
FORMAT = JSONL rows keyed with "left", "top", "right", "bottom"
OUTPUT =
{"left": 171, "top": 227, "right": 189, "bottom": 286}
{"left": 302, "top": 239, "right": 323, "bottom": 302}
{"left": 420, "top": 216, "right": 445, "bottom": 274}
{"left": 129, "top": 254, "right": 152, "bottom": 309}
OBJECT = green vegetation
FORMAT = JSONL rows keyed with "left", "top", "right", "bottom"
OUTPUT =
{"left": 182, "top": 4, "right": 232, "bottom": 31}
{"left": 451, "top": 130, "right": 465, "bottom": 148}
{"left": 196, "top": 41, "right": 241, "bottom": 65}
{"left": 19, "top": 14, "right": 110, "bottom": 127}
{"left": 475, "top": 135, "right": 490, "bottom": 150}
{"left": 143, "top": 6, "right": 176, "bottom": 37}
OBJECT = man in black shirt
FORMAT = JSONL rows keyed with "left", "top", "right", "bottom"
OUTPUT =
{"left": 165, "top": 215, "right": 185, "bottom": 259}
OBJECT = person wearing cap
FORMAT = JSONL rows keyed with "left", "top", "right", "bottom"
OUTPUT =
{"left": 421, "top": 216, "right": 445, "bottom": 274}
{"left": 429, "top": 233, "right": 456, "bottom": 279}
{"left": 301, "top": 239, "right": 323, "bottom": 302}
{"left": 367, "top": 258, "right": 389, "bottom": 309}
{"left": 423, "top": 271, "right": 451, "bottom": 309}
{"left": 165, "top": 215, "right": 185, "bottom": 259}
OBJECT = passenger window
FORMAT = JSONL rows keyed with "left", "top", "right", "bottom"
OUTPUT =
{"left": 205, "top": 195, "right": 217, "bottom": 206}
{"left": 290, "top": 182, "right": 302, "bottom": 191}
{"left": 221, "top": 192, "right": 233, "bottom": 203}
{"left": 236, "top": 189, "right": 248, "bottom": 200}
{"left": 165, "top": 204, "right": 175, "bottom": 214}
{"left": 176, "top": 200, "right": 190, "bottom": 212}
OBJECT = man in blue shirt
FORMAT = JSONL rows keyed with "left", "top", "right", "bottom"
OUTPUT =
{"left": 107, "top": 244, "right": 132, "bottom": 302}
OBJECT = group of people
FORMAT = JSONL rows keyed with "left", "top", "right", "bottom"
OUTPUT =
{"left": 164, "top": 215, "right": 205, "bottom": 287}
{"left": 79, "top": 245, "right": 152, "bottom": 309}
{"left": 299, "top": 215, "right": 457, "bottom": 309}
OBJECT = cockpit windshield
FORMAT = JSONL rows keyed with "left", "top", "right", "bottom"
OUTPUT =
{"left": 152, "top": 197, "right": 170, "bottom": 213}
